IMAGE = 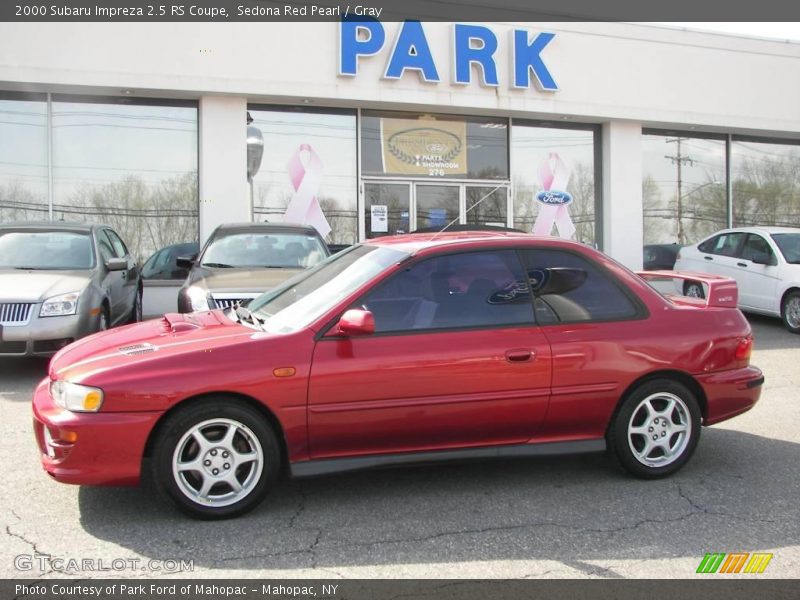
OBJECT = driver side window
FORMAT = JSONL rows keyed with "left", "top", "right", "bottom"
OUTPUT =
{"left": 357, "top": 250, "right": 535, "bottom": 333}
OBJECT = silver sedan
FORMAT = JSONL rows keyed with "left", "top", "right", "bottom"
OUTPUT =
{"left": 0, "top": 222, "right": 141, "bottom": 357}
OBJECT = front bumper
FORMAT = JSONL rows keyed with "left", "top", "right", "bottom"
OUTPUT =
{"left": 32, "top": 378, "right": 161, "bottom": 486}
{"left": 697, "top": 365, "right": 764, "bottom": 425}
{"left": 1, "top": 310, "right": 92, "bottom": 357}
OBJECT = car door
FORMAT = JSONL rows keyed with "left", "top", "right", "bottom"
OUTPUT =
{"left": 735, "top": 233, "right": 781, "bottom": 312}
{"left": 696, "top": 231, "right": 747, "bottom": 284}
{"left": 519, "top": 248, "right": 652, "bottom": 440}
{"left": 103, "top": 228, "right": 138, "bottom": 320}
{"left": 95, "top": 230, "right": 125, "bottom": 321}
{"left": 306, "top": 249, "right": 552, "bottom": 459}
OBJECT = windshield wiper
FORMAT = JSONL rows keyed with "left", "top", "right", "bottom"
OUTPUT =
{"left": 235, "top": 305, "right": 264, "bottom": 330}
{"left": 202, "top": 262, "right": 235, "bottom": 268}
{"left": 12, "top": 266, "right": 50, "bottom": 270}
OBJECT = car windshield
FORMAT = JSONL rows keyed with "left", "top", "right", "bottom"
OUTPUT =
{"left": 0, "top": 231, "right": 94, "bottom": 270}
{"left": 249, "top": 244, "right": 409, "bottom": 334}
{"left": 201, "top": 231, "right": 327, "bottom": 269}
{"left": 771, "top": 233, "right": 800, "bottom": 264}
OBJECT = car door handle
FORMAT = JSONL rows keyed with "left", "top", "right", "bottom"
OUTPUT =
{"left": 704, "top": 256, "right": 713, "bottom": 261}
{"left": 737, "top": 262, "right": 748, "bottom": 268}
{"left": 505, "top": 350, "right": 533, "bottom": 363}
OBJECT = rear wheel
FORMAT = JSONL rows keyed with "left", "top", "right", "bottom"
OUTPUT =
{"left": 781, "top": 290, "right": 800, "bottom": 334}
{"left": 684, "top": 281, "right": 705, "bottom": 299}
{"left": 609, "top": 379, "right": 701, "bottom": 479}
{"left": 150, "top": 399, "right": 280, "bottom": 519}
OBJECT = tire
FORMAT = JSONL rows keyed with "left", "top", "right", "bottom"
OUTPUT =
{"left": 781, "top": 290, "right": 800, "bottom": 334}
{"left": 684, "top": 281, "right": 705, "bottom": 299}
{"left": 608, "top": 379, "right": 701, "bottom": 479}
{"left": 150, "top": 399, "right": 280, "bottom": 519}
{"left": 97, "top": 305, "right": 110, "bottom": 333}
{"left": 129, "top": 286, "right": 143, "bottom": 324}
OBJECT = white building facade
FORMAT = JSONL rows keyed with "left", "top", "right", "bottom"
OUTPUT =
{"left": 1, "top": 21, "right": 798, "bottom": 268}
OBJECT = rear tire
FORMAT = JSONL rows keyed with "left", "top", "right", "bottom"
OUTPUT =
{"left": 684, "top": 281, "right": 705, "bottom": 299}
{"left": 609, "top": 379, "right": 701, "bottom": 479}
{"left": 781, "top": 290, "right": 800, "bottom": 334}
{"left": 150, "top": 399, "right": 280, "bottom": 519}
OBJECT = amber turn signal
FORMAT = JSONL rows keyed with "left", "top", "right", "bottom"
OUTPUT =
{"left": 273, "top": 367, "right": 296, "bottom": 378}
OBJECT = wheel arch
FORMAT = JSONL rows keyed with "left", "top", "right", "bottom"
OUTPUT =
{"left": 606, "top": 370, "right": 709, "bottom": 437}
{"left": 141, "top": 392, "right": 289, "bottom": 475}
{"left": 780, "top": 286, "right": 800, "bottom": 310}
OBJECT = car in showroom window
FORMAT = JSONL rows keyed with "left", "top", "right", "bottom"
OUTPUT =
{"left": 177, "top": 222, "right": 329, "bottom": 314}
{"left": 0, "top": 222, "right": 142, "bottom": 357}
{"left": 674, "top": 226, "right": 800, "bottom": 332}
{"left": 33, "top": 232, "right": 763, "bottom": 518}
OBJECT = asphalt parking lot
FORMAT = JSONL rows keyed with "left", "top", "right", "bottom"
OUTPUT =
{"left": 1, "top": 314, "right": 798, "bottom": 580}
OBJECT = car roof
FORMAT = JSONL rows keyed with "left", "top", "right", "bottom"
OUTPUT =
{"left": 0, "top": 221, "right": 102, "bottom": 233}
{"left": 363, "top": 231, "right": 594, "bottom": 255}
{"left": 214, "top": 222, "right": 322, "bottom": 235}
{"left": 716, "top": 226, "right": 800, "bottom": 236}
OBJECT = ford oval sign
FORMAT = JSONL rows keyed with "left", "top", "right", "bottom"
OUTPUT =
{"left": 536, "top": 190, "right": 573, "bottom": 206}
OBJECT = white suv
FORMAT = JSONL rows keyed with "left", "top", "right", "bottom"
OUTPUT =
{"left": 674, "top": 227, "right": 800, "bottom": 333}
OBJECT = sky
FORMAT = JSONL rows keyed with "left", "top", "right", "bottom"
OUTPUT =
{"left": 652, "top": 23, "right": 800, "bottom": 42}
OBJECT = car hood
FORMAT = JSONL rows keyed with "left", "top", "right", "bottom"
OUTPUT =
{"left": 0, "top": 269, "right": 91, "bottom": 302}
{"left": 48, "top": 310, "right": 267, "bottom": 383}
{"left": 188, "top": 267, "right": 303, "bottom": 293}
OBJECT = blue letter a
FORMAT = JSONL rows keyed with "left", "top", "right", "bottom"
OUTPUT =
{"left": 385, "top": 21, "right": 440, "bottom": 82}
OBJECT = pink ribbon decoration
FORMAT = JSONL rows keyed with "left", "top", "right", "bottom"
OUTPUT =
{"left": 283, "top": 144, "right": 331, "bottom": 239}
{"left": 532, "top": 152, "right": 576, "bottom": 239}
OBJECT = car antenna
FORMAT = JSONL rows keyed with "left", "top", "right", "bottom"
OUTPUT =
{"left": 430, "top": 183, "right": 508, "bottom": 241}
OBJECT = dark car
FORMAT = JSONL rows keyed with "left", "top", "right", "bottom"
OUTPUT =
{"left": 177, "top": 223, "right": 330, "bottom": 312}
{"left": 643, "top": 243, "right": 681, "bottom": 271}
{"left": 140, "top": 242, "right": 200, "bottom": 319}
{"left": 0, "top": 222, "right": 141, "bottom": 356}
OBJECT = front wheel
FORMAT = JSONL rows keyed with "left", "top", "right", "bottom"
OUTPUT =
{"left": 129, "top": 286, "right": 143, "bottom": 324}
{"left": 781, "top": 290, "right": 800, "bottom": 334}
{"left": 609, "top": 379, "right": 701, "bottom": 479}
{"left": 150, "top": 400, "right": 280, "bottom": 519}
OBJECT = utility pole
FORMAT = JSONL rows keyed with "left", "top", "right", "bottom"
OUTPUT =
{"left": 665, "top": 138, "right": 695, "bottom": 245}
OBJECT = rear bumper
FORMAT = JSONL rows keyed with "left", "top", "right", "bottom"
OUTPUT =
{"left": 32, "top": 378, "right": 161, "bottom": 486}
{"left": 697, "top": 366, "right": 764, "bottom": 426}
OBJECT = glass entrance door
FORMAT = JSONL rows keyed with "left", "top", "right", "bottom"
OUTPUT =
{"left": 364, "top": 182, "right": 411, "bottom": 239}
{"left": 465, "top": 185, "right": 508, "bottom": 228}
{"left": 362, "top": 181, "right": 510, "bottom": 239}
{"left": 415, "top": 184, "right": 460, "bottom": 231}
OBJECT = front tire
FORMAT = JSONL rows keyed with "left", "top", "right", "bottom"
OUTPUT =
{"left": 150, "top": 399, "right": 280, "bottom": 519}
{"left": 129, "top": 286, "right": 143, "bottom": 324}
{"left": 781, "top": 290, "right": 800, "bottom": 334}
{"left": 609, "top": 379, "right": 701, "bottom": 479}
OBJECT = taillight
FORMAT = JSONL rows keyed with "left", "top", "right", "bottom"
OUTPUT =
{"left": 735, "top": 336, "right": 753, "bottom": 362}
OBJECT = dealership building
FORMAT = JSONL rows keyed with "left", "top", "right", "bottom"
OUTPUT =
{"left": 0, "top": 21, "right": 798, "bottom": 269}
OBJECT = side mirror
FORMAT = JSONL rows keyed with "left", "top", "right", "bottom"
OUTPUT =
{"left": 176, "top": 254, "right": 197, "bottom": 269}
{"left": 336, "top": 309, "right": 375, "bottom": 336}
{"left": 751, "top": 252, "right": 771, "bottom": 266}
{"left": 106, "top": 257, "right": 127, "bottom": 272}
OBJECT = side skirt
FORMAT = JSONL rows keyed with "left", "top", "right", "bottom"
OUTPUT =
{"left": 291, "top": 439, "right": 606, "bottom": 478}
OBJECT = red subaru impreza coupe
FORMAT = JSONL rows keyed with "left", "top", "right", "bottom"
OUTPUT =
{"left": 33, "top": 233, "right": 763, "bottom": 518}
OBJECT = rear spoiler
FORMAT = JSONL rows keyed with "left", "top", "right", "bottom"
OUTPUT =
{"left": 636, "top": 270, "right": 739, "bottom": 308}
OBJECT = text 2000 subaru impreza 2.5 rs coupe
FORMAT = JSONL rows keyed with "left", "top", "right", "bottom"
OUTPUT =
{"left": 33, "top": 232, "right": 764, "bottom": 519}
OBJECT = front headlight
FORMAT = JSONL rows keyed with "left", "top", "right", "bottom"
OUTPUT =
{"left": 49, "top": 380, "right": 104, "bottom": 412}
{"left": 40, "top": 291, "right": 81, "bottom": 317}
{"left": 186, "top": 285, "right": 212, "bottom": 311}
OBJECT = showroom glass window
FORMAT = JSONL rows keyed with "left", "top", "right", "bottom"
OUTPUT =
{"left": 360, "top": 110, "right": 509, "bottom": 180}
{"left": 0, "top": 92, "right": 48, "bottom": 222}
{"left": 731, "top": 138, "right": 800, "bottom": 228}
{"left": 642, "top": 131, "right": 727, "bottom": 246}
{"left": 51, "top": 96, "right": 199, "bottom": 262}
{"left": 248, "top": 107, "right": 358, "bottom": 246}
{"left": 511, "top": 122, "right": 598, "bottom": 245}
